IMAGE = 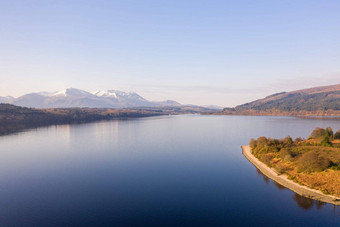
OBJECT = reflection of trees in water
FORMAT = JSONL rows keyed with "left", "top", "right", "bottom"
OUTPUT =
{"left": 293, "top": 193, "right": 315, "bottom": 210}
{"left": 315, "top": 200, "right": 325, "bottom": 210}
{"left": 254, "top": 167, "right": 340, "bottom": 213}
{"left": 256, "top": 168, "right": 270, "bottom": 184}
{"left": 291, "top": 193, "right": 340, "bottom": 214}
{"left": 273, "top": 181, "right": 287, "bottom": 191}
{"left": 256, "top": 168, "right": 286, "bottom": 190}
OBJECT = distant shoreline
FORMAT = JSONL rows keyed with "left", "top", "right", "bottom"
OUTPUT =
{"left": 205, "top": 111, "right": 340, "bottom": 117}
{"left": 241, "top": 145, "right": 340, "bottom": 206}
{"left": 0, "top": 103, "right": 215, "bottom": 136}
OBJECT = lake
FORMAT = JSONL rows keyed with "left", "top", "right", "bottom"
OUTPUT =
{"left": 0, "top": 115, "right": 339, "bottom": 226}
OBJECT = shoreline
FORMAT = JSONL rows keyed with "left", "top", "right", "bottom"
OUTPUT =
{"left": 241, "top": 145, "right": 340, "bottom": 206}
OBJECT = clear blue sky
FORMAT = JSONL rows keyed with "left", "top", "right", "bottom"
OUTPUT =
{"left": 1, "top": 0, "right": 340, "bottom": 106}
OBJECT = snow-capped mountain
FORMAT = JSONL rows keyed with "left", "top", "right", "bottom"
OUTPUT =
{"left": 50, "top": 88, "right": 95, "bottom": 98}
{"left": 0, "top": 96, "right": 14, "bottom": 103}
{"left": 1, "top": 88, "right": 181, "bottom": 108}
{"left": 91, "top": 90, "right": 151, "bottom": 106}
{"left": 92, "top": 90, "right": 182, "bottom": 107}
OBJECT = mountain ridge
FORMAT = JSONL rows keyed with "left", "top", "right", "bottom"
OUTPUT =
{"left": 0, "top": 88, "right": 181, "bottom": 109}
{"left": 221, "top": 84, "right": 340, "bottom": 116}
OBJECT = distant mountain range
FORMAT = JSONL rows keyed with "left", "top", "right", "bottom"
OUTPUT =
{"left": 0, "top": 88, "right": 182, "bottom": 108}
{"left": 222, "top": 84, "right": 340, "bottom": 116}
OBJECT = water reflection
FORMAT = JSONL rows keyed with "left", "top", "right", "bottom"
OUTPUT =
{"left": 293, "top": 193, "right": 318, "bottom": 210}
{"left": 1, "top": 115, "right": 340, "bottom": 225}
{"left": 254, "top": 166, "right": 338, "bottom": 212}
{"left": 256, "top": 168, "right": 270, "bottom": 184}
{"left": 273, "top": 181, "right": 287, "bottom": 191}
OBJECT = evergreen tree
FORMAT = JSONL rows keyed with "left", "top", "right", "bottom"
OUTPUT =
{"left": 321, "top": 131, "right": 331, "bottom": 146}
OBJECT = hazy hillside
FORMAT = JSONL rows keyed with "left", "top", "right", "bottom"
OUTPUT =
{"left": 222, "top": 84, "right": 340, "bottom": 116}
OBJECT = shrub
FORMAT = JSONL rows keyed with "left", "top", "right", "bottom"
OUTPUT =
{"left": 274, "top": 163, "right": 290, "bottom": 174}
{"left": 296, "top": 151, "right": 331, "bottom": 173}
{"left": 294, "top": 137, "right": 303, "bottom": 144}
{"left": 283, "top": 136, "right": 293, "bottom": 147}
{"left": 256, "top": 136, "right": 268, "bottom": 148}
{"left": 308, "top": 128, "right": 325, "bottom": 140}
{"left": 260, "top": 153, "right": 274, "bottom": 167}
{"left": 279, "top": 148, "right": 293, "bottom": 162}
{"left": 334, "top": 130, "right": 340, "bottom": 139}
{"left": 321, "top": 133, "right": 331, "bottom": 146}
{"left": 249, "top": 138, "right": 257, "bottom": 149}
{"left": 325, "top": 127, "right": 333, "bottom": 139}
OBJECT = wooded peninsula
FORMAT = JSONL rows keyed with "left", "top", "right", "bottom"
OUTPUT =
{"left": 249, "top": 127, "right": 340, "bottom": 199}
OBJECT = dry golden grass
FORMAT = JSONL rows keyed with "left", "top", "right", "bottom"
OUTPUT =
{"left": 268, "top": 152, "right": 340, "bottom": 197}
{"left": 332, "top": 139, "right": 340, "bottom": 145}
{"left": 294, "top": 170, "right": 340, "bottom": 197}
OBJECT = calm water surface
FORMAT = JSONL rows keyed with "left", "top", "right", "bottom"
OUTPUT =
{"left": 0, "top": 115, "right": 339, "bottom": 226}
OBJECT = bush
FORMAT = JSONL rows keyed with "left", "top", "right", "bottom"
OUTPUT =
{"left": 296, "top": 151, "right": 331, "bottom": 173}
{"left": 256, "top": 136, "right": 268, "bottom": 147}
{"left": 320, "top": 133, "right": 331, "bottom": 147}
{"left": 294, "top": 137, "right": 303, "bottom": 144}
{"left": 260, "top": 153, "right": 274, "bottom": 167}
{"left": 334, "top": 130, "right": 340, "bottom": 139}
{"left": 274, "top": 163, "right": 290, "bottom": 174}
{"left": 283, "top": 136, "right": 293, "bottom": 147}
{"left": 309, "top": 127, "right": 325, "bottom": 139}
{"left": 279, "top": 148, "right": 293, "bottom": 162}
{"left": 249, "top": 138, "right": 257, "bottom": 149}
{"left": 325, "top": 127, "right": 333, "bottom": 139}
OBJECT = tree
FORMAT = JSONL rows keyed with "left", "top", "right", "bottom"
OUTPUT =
{"left": 321, "top": 129, "right": 332, "bottom": 146}
{"left": 256, "top": 137, "right": 268, "bottom": 147}
{"left": 283, "top": 136, "right": 293, "bottom": 146}
{"left": 325, "top": 127, "right": 333, "bottom": 140}
{"left": 334, "top": 130, "right": 340, "bottom": 139}
{"left": 249, "top": 138, "right": 257, "bottom": 149}
{"left": 309, "top": 127, "right": 325, "bottom": 139}
{"left": 294, "top": 137, "right": 303, "bottom": 144}
{"left": 297, "top": 151, "right": 330, "bottom": 173}
{"left": 279, "top": 148, "right": 292, "bottom": 162}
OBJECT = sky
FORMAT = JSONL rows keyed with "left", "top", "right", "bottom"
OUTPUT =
{"left": 1, "top": 0, "right": 340, "bottom": 107}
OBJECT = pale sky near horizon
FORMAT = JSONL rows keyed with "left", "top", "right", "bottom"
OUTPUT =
{"left": 1, "top": 1, "right": 340, "bottom": 107}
